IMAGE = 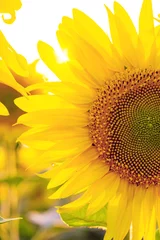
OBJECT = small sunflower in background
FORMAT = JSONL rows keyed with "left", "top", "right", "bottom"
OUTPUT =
{"left": 15, "top": 0, "right": 160, "bottom": 239}
{"left": 0, "top": 31, "right": 28, "bottom": 115}
{"left": 0, "top": 0, "right": 22, "bottom": 24}
{"left": 0, "top": 31, "right": 46, "bottom": 175}
{"left": 0, "top": 31, "right": 44, "bottom": 137}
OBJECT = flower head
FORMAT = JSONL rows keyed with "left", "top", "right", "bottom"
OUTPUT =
{"left": 15, "top": 0, "right": 160, "bottom": 239}
{"left": 0, "top": 31, "right": 44, "bottom": 125}
{"left": 0, "top": 31, "right": 27, "bottom": 117}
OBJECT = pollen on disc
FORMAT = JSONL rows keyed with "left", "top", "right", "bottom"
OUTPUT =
{"left": 89, "top": 69, "right": 160, "bottom": 187}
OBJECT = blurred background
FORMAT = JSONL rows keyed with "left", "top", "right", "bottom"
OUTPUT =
{"left": 0, "top": 123, "right": 106, "bottom": 239}
{"left": 1, "top": 0, "right": 159, "bottom": 79}
{"left": 0, "top": 0, "right": 160, "bottom": 239}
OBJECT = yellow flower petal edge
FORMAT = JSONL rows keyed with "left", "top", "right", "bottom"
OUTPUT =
{"left": 0, "top": 59, "right": 27, "bottom": 97}
{"left": 0, "top": 31, "right": 29, "bottom": 98}
{"left": 0, "top": 32, "right": 28, "bottom": 77}
{"left": 0, "top": 102, "right": 9, "bottom": 116}
{"left": 15, "top": 0, "right": 160, "bottom": 239}
{"left": 0, "top": 0, "right": 22, "bottom": 24}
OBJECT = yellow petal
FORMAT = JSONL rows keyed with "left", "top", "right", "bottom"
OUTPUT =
{"left": 47, "top": 136, "right": 91, "bottom": 152}
{"left": 86, "top": 173, "right": 120, "bottom": 215}
{"left": 139, "top": 0, "right": 154, "bottom": 59}
{"left": 18, "top": 126, "right": 89, "bottom": 142}
{"left": 132, "top": 187, "right": 145, "bottom": 240}
{"left": 46, "top": 147, "right": 98, "bottom": 188}
{"left": 149, "top": 27, "right": 160, "bottom": 68}
{"left": 57, "top": 29, "right": 113, "bottom": 81}
{"left": 144, "top": 207, "right": 156, "bottom": 240}
{"left": 156, "top": 190, "right": 160, "bottom": 229}
{"left": 37, "top": 41, "right": 86, "bottom": 86}
{"left": 104, "top": 196, "right": 120, "bottom": 240}
{"left": 62, "top": 11, "right": 123, "bottom": 72}
{"left": 143, "top": 187, "right": 156, "bottom": 240}
{"left": 26, "top": 81, "right": 95, "bottom": 106}
{"left": 0, "top": 0, "right": 22, "bottom": 23}
{"left": 15, "top": 95, "right": 75, "bottom": 112}
{"left": 38, "top": 146, "right": 90, "bottom": 164}
{"left": 114, "top": 15, "right": 137, "bottom": 66}
{"left": 114, "top": 2, "right": 137, "bottom": 48}
{"left": 0, "top": 102, "right": 9, "bottom": 116}
{"left": 60, "top": 193, "right": 92, "bottom": 210}
{"left": 105, "top": 5, "right": 129, "bottom": 69}
{"left": 0, "top": 31, "right": 28, "bottom": 77}
{"left": 26, "top": 141, "right": 55, "bottom": 150}
{"left": 17, "top": 109, "right": 89, "bottom": 127}
{"left": 104, "top": 179, "right": 129, "bottom": 240}
{"left": 113, "top": 185, "right": 133, "bottom": 240}
{"left": 19, "top": 129, "right": 91, "bottom": 151}
{"left": 69, "top": 61, "right": 102, "bottom": 88}
{"left": 105, "top": 5, "right": 121, "bottom": 53}
{"left": 72, "top": 9, "right": 112, "bottom": 56}
{"left": 0, "top": 59, "right": 27, "bottom": 96}
{"left": 49, "top": 160, "right": 107, "bottom": 199}
{"left": 47, "top": 81, "right": 96, "bottom": 104}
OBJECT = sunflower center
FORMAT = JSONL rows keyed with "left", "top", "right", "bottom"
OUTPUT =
{"left": 89, "top": 69, "right": 160, "bottom": 187}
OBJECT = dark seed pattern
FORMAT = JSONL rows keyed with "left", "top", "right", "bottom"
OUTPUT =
{"left": 89, "top": 69, "right": 160, "bottom": 187}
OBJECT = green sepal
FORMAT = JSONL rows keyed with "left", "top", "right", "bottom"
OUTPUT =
{"left": 59, "top": 204, "right": 107, "bottom": 228}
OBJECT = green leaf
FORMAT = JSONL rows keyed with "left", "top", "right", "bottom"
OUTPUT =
{"left": 59, "top": 204, "right": 107, "bottom": 228}
{"left": 156, "top": 229, "right": 160, "bottom": 240}
{"left": 0, "top": 216, "right": 22, "bottom": 224}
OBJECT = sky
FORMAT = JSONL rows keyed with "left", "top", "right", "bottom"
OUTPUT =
{"left": 0, "top": 0, "right": 160, "bottom": 79}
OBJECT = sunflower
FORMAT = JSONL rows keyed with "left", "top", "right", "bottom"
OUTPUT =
{"left": 0, "top": 0, "right": 22, "bottom": 23}
{"left": 0, "top": 31, "right": 28, "bottom": 117}
{"left": 15, "top": 0, "right": 160, "bottom": 239}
